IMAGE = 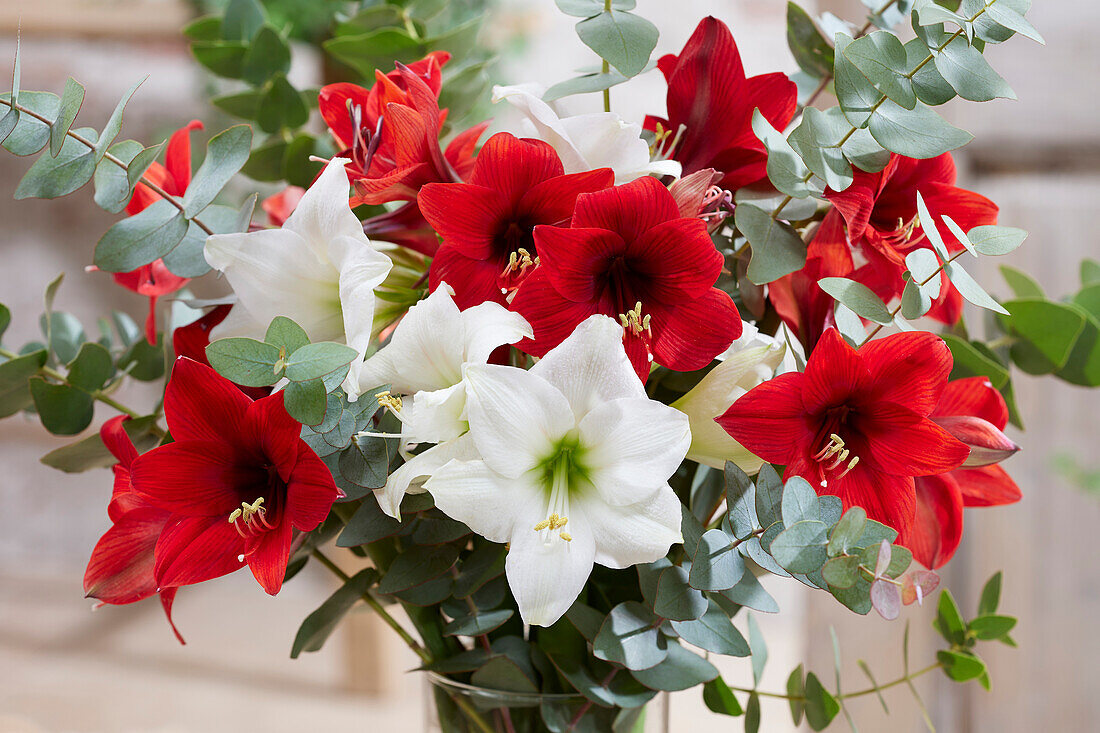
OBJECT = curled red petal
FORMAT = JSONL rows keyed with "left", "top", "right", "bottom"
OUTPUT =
{"left": 903, "top": 474, "right": 964, "bottom": 569}
{"left": 163, "top": 358, "right": 253, "bottom": 446}
{"left": 953, "top": 465, "right": 1022, "bottom": 507}
{"left": 717, "top": 371, "right": 810, "bottom": 465}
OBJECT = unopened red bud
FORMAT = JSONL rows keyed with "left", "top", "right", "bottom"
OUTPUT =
{"left": 933, "top": 416, "right": 1020, "bottom": 467}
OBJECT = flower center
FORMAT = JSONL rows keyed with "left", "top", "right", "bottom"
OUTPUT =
{"left": 884, "top": 215, "right": 920, "bottom": 247}
{"left": 377, "top": 390, "right": 403, "bottom": 413}
{"left": 532, "top": 436, "right": 587, "bottom": 545}
{"left": 650, "top": 121, "right": 687, "bottom": 161}
{"left": 500, "top": 247, "right": 538, "bottom": 279}
{"left": 811, "top": 433, "right": 861, "bottom": 488}
{"left": 345, "top": 99, "right": 383, "bottom": 174}
{"left": 228, "top": 496, "right": 275, "bottom": 538}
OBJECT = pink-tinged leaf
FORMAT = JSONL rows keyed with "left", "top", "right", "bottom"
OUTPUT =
{"left": 871, "top": 579, "right": 901, "bottom": 620}
{"left": 875, "top": 539, "right": 892, "bottom": 578}
{"left": 901, "top": 569, "right": 941, "bottom": 606}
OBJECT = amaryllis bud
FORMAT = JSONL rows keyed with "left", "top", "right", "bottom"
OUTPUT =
{"left": 933, "top": 415, "right": 1020, "bottom": 467}
{"left": 668, "top": 168, "right": 722, "bottom": 218}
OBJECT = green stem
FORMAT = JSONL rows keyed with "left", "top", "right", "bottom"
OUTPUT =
{"left": 857, "top": 247, "right": 968, "bottom": 346}
{"left": 601, "top": 0, "right": 612, "bottom": 113}
{"left": 729, "top": 662, "right": 943, "bottom": 701}
{"left": 803, "top": 0, "right": 899, "bottom": 109}
{"left": 311, "top": 547, "right": 496, "bottom": 733}
{"left": 311, "top": 548, "right": 431, "bottom": 664}
{"left": 0, "top": 96, "right": 214, "bottom": 235}
{"left": 0, "top": 344, "right": 166, "bottom": 437}
{"left": 772, "top": 5, "right": 987, "bottom": 222}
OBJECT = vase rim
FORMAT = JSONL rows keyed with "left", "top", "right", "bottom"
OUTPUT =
{"left": 425, "top": 671, "right": 585, "bottom": 703}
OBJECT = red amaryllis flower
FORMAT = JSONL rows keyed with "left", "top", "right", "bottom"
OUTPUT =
{"left": 817, "top": 153, "right": 998, "bottom": 324}
{"left": 511, "top": 175, "right": 741, "bottom": 381}
{"left": 129, "top": 358, "right": 342, "bottom": 595}
{"left": 644, "top": 16, "right": 796, "bottom": 192}
{"left": 84, "top": 416, "right": 184, "bottom": 644}
{"left": 420, "top": 132, "right": 614, "bottom": 308}
{"left": 106, "top": 120, "right": 203, "bottom": 344}
{"left": 903, "top": 377, "right": 1021, "bottom": 568}
{"left": 318, "top": 52, "right": 488, "bottom": 207}
{"left": 717, "top": 329, "right": 970, "bottom": 535}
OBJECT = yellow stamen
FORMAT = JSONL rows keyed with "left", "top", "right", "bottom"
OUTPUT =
{"left": 377, "top": 390, "right": 403, "bottom": 413}
{"left": 619, "top": 301, "right": 652, "bottom": 337}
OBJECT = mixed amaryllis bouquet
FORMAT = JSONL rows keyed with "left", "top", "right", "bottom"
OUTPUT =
{"left": 3, "top": 0, "right": 1090, "bottom": 730}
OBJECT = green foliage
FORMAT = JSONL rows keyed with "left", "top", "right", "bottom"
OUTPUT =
{"left": 818, "top": 277, "right": 895, "bottom": 324}
{"left": 736, "top": 203, "right": 808, "bottom": 285}
{"left": 290, "top": 568, "right": 378, "bottom": 658}
{"left": 786, "top": 3, "right": 834, "bottom": 78}
{"left": 575, "top": 10, "right": 659, "bottom": 78}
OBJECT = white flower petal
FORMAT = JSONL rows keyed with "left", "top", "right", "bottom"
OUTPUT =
{"left": 461, "top": 301, "right": 533, "bottom": 366}
{"left": 463, "top": 363, "right": 574, "bottom": 479}
{"left": 282, "top": 158, "right": 368, "bottom": 245}
{"left": 358, "top": 286, "right": 465, "bottom": 395}
{"left": 425, "top": 459, "right": 542, "bottom": 543}
{"left": 492, "top": 84, "right": 587, "bottom": 173}
{"left": 204, "top": 228, "right": 343, "bottom": 342}
{"left": 578, "top": 397, "right": 691, "bottom": 505}
{"left": 377, "top": 435, "right": 477, "bottom": 519}
{"left": 505, "top": 501, "right": 596, "bottom": 626}
{"left": 530, "top": 315, "right": 644, "bottom": 417}
{"left": 582, "top": 483, "right": 683, "bottom": 569}
{"left": 402, "top": 382, "right": 468, "bottom": 444}
{"left": 559, "top": 114, "right": 681, "bottom": 184}
{"left": 672, "top": 345, "right": 783, "bottom": 473}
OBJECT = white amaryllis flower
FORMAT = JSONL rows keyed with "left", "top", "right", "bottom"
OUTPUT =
{"left": 357, "top": 284, "right": 532, "bottom": 518}
{"left": 425, "top": 315, "right": 690, "bottom": 626}
{"left": 672, "top": 324, "right": 792, "bottom": 473}
{"left": 204, "top": 158, "right": 393, "bottom": 399}
{"left": 492, "top": 84, "right": 681, "bottom": 184}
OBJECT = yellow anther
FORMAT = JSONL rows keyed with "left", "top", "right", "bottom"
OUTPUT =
{"left": 501, "top": 248, "right": 537, "bottom": 278}
{"left": 533, "top": 519, "right": 551, "bottom": 532}
{"left": 836, "top": 455, "right": 860, "bottom": 479}
{"left": 377, "top": 390, "right": 403, "bottom": 413}
{"left": 534, "top": 513, "right": 570, "bottom": 538}
{"left": 619, "top": 301, "right": 652, "bottom": 337}
{"left": 228, "top": 508, "right": 242, "bottom": 524}
{"left": 560, "top": 532, "right": 573, "bottom": 542}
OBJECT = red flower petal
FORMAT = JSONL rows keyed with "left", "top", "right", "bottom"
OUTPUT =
{"left": 163, "top": 358, "right": 252, "bottom": 446}
{"left": 159, "top": 587, "right": 186, "bottom": 645}
{"left": 101, "top": 415, "right": 138, "bottom": 468}
{"left": 445, "top": 121, "right": 490, "bottom": 181}
{"left": 662, "top": 17, "right": 747, "bottom": 173}
{"left": 904, "top": 473, "right": 964, "bottom": 568}
{"left": 510, "top": 271, "right": 599, "bottom": 358}
{"left": 429, "top": 245, "right": 510, "bottom": 309}
{"left": 246, "top": 392, "right": 302, "bottom": 483}
{"left": 953, "top": 465, "right": 1022, "bottom": 507}
{"left": 286, "top": 449, "right": 342, "bottom": 530}
{"left": 418, "top": 182, "right": 511, "bottom": 260}
{"left": 571, "top": 176, "right": 679, "bottom": 243}
{"left": 518, "top": 168, "right": 615, "bottom": 228}
{"left": 536, "top": 226, "right": 628, "bottom": 303}
{"left": 84, "top": 506, "right": 169, "bottom": 605}
{"left": 629, "top": 218, "right": 723, "bottom": 304}
{"left": 164, "top": 120, "right": 203, "bottom": 194}
{"left": 717, "top": 371, "right": 811, "bottom": 464}
{"left": 801, "top": 329, "right": 868, "bottom": 414}
{"left": 318, "top": 82, "right": 374, "bottom": 149}
{"left": 246, "top": 521, "right": 294, "bottom": 596}
{"left": 647, "top": 288, "right": 742, "bottom": 372}
{"left": 854, "top": 402, "right": 970, "bottom": 477}
{"left": 130, "top": 441, "right": 258, "bottom": 516}
{"left": 469, "top": 133, "right": 565, "bottom": 204}
{"left": 860, "top": 331, "right": 953, "bottom": 414}
{"left": 154, "top": 516, "right": 246, "bottom": 590}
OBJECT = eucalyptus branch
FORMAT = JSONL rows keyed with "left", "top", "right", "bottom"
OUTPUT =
{"left": 772, "top": 3, "right": 994, "bottom": 222}
{"left": 601, "top": 0, "right": 612, "bottom": 113}
{"left": 727, "top": 661, "right": 943, "bottom": 702}
{"left": 803, "top": 0, "right": 900, "bottom": 109}
{"left": 0, "top": 96, "right": 214, "bottom": 235}
{"left": 0, "top": 344, "right": 166, "bottom": 437}
{"left": 566, "top": 667, "right": 618, "bottom": 731}
{"left": 858, "top": 247, "right": 969, "bottom": 346}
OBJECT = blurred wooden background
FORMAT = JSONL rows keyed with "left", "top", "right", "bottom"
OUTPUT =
{"left": 0, "top": 0, "right": 1097, "bottom": 731}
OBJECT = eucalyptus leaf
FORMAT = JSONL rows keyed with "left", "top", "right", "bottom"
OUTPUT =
{"left": 290, "top": 568, "right": 377, "bottom": 658}
{"left": 575, "top": 10, "right": 658, "bottom": 78}
{"left": 94, "top": 198, "right": 188, "bottom": 273}
{"left": 182, "top": 124, "right": 252, "bottom": 217}
{"left": 15, "top": 128, "right": 97, "bottom": 200}
{"left": 818, "top": 277, "right": 894, "bottom": 324}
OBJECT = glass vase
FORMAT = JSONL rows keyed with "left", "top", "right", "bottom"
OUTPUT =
{"left": 424, "top": 672, "right": 662, "bottom": 733}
